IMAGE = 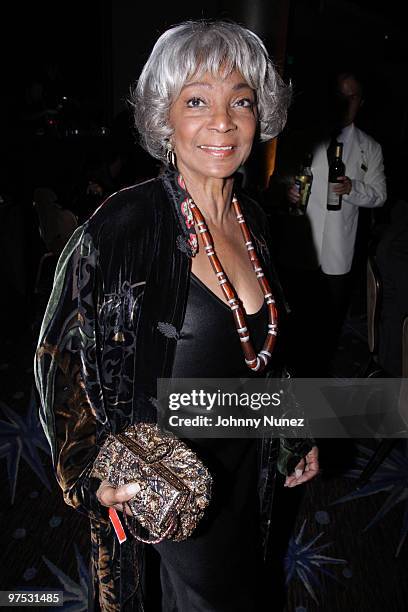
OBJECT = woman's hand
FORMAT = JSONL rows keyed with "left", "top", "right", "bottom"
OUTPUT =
{"left": 284, "top": 445, "right": 319, "bottom": 488}
{"left": 96, "top": 479, "right": 141, "bottom": 515}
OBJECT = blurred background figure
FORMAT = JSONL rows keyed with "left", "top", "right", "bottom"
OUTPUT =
{"left": 269, "top": 70, "right": 386, "bottom": 375}
{"left": 20, "top": 60, "right": 81, "bottom": 138}
{"left": 376, "top": 152, "right": 408, "bottom": 377}
{"left": 31, "top": 187, "right": 78, "bottom": 340}
{"left": 33, "top": 187, "right": 78, "bottom": 257}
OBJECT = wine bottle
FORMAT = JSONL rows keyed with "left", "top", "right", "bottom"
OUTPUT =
{"left": 293, "top": 153, "right": 313, "bottom": 215}
{"left": 327, "top": 142, "right": 345, "bottom": 211}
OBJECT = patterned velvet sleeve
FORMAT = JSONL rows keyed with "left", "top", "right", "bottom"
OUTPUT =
{"left": 34, "top": 225, "right": 109, "bottom": 522}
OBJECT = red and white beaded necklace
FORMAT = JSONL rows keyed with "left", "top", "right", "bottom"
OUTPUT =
{"left": 188, "top": 194, "right": 278, "bottom": 373}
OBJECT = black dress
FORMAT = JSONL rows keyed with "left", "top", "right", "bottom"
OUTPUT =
{"left": 152, "top": 273, "right": 269, "bottom": 612}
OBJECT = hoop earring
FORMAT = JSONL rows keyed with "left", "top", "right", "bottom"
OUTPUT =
{"left": 165, "top": 142, "right": 177, "bottom": 168}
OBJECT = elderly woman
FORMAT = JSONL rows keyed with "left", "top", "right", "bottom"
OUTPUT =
{"left": 35, "top": 20, "right": 319, "bottom": 612}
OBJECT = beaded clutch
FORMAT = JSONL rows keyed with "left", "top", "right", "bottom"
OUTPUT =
{"left": 91, "top": 423, "right": 212, "bottom": 543}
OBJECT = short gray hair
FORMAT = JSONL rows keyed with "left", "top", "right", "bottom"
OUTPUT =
{"left": 130, "top": 20, "right": 291, "bottom": 162}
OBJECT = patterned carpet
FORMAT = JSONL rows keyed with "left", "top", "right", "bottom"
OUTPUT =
{"left": 1, "top": 312, "right": 407, "bottom": 612}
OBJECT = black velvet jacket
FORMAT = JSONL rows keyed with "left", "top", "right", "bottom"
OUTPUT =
{"left": 35, "top": 169, "right": 314, "bottom": 611}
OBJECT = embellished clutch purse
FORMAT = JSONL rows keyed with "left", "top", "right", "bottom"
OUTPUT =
{"left": 91, "top": 423, "right": 212, "bottom": 543}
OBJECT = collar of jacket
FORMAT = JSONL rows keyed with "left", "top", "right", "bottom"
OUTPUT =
{"left": 161, "top": 166, "right": 274, "bottom": 267}
{"left": 161, "top": 168, "right": 198, "bottom": 257}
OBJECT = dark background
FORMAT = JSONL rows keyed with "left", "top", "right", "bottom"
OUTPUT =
{"left": 1, "top": 2, "right": 408, "bottom": 611}
{"left": 3, "top": 1, "right": 407, "bottom": 139}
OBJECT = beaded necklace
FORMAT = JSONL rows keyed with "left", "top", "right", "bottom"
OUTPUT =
{"left": 188, "top": 194, "right": 278, "bottom": 373}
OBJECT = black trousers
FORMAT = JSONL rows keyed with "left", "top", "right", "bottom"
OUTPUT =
{"left": 322, "top": 270, "right": 352, "bottom": 358}
{"left": 280, "top": 267, "right": 351, "bottom": 376}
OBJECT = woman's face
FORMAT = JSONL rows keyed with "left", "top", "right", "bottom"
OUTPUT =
{"left": 169, "top": 70, "right": 257, "bottom": 182}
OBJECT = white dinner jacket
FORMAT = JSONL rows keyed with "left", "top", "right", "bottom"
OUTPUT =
{"left": 306, "top": 124, "right": 386, "bottom": 275}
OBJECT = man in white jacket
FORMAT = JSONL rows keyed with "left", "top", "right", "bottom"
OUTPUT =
{"left": 288, "top": 72, "right": 386, "bottom": 277}
{"left": 284, "top": 72, "right": 387, "bottom": 371}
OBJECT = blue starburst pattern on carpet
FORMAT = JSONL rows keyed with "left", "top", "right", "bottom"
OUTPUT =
{"left": 0, "top": 387, "right": 51, "bottom": 503}
{"left": 331, "top": 442, "right": 408, "bottom": 556}
{"left": 315, "top": 510, "right": 330, "bottom": 525}
{"left": 42, "top": 545, "right": 88, "bottom": 611}
{"left": 284, "top": 519, "right": 348, "bottom": 604}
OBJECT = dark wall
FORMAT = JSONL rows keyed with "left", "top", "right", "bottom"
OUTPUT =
{"left": 3, "top": 0, "right": 407, "bottom": 179}
{"left": 285, "top": 0, "right": 408, "bottom": 149}
{"left": 110, "top": 0, "right": 287, "bottom": 116}
{"left": 4, "top": 0, "right": 407, "bottom": 140}
{"left": 4, "top": 2, "right": 110, "bottom": 122}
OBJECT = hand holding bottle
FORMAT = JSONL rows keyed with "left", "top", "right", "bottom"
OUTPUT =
{"left": 287, "top": 182, "right": 301, "bottom": 204}
{"left": 288, "top": 153, "right": 313, "bottom": 215}
{"left": 331, "top": 176, "right": 352, "bottom": 196}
